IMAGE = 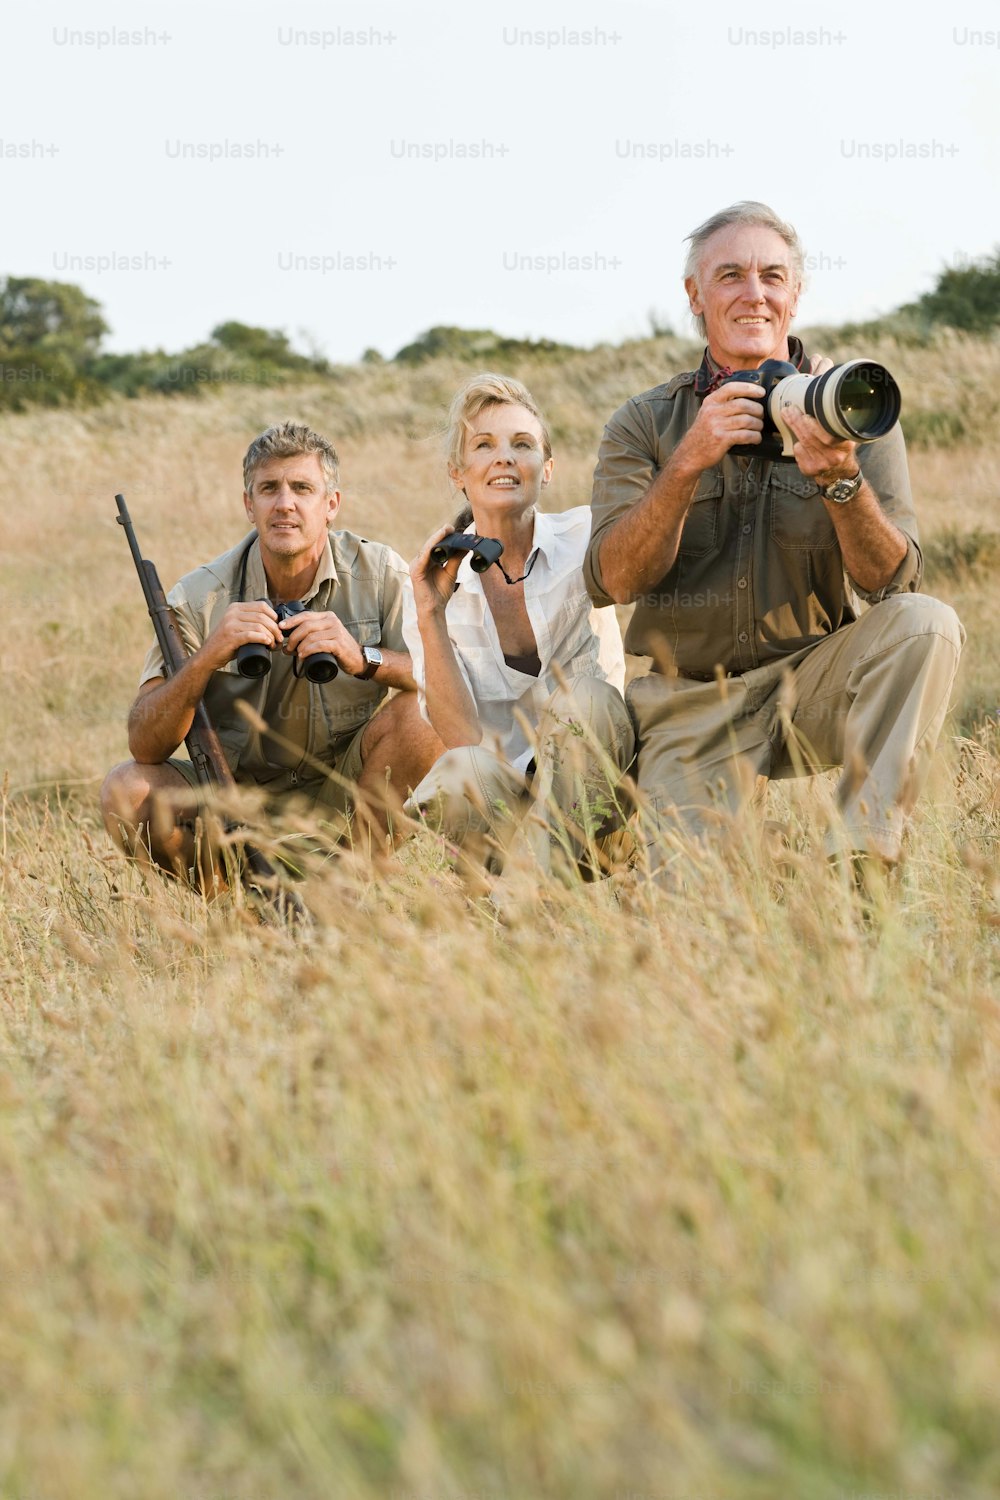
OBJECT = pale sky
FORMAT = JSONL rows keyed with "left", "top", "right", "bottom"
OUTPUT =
{"left": 5, "top": 0, "right": 998, "bottom": 361}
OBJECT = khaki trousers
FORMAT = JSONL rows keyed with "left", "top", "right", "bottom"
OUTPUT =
{"left": 628, "top": 593, "right": 964, "bottom": 868}
{"left": 404, "top": 677, "right": 636, "bottom": 877}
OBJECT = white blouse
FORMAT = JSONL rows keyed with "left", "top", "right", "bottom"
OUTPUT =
{"left": 403, "top": 507, "right": 626, "bottom": 773}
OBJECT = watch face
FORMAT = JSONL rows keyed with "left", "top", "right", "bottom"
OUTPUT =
{"left": 825, "top": 474, "right": 862, "bottom": 503}
{"left": 360, "top": 645, "right": 383, "bottom": 678}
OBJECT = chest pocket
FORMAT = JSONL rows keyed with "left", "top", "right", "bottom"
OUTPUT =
{"left": 768, "top": 464, "right": 839, "bottom": 551}
{"left": 341, "top": 616, "right": 382, "bottom": 647}
{"left": 678, "top": 470, "right": 723, "bottom": 557}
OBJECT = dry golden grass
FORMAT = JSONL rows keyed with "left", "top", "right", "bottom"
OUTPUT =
{"left": 1, "top": 334, "right": 999, "bottom": 1500}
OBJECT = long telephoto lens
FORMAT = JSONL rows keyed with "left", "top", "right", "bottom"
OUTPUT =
{"left": 803, "top": 360, "right": 901, "bottom": 442}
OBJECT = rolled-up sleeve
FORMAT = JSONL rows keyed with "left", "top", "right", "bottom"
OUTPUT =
{"left": 584, "top": 398, "right": 659, "bottom": 607}
{"left": 852, "top": 424, "right": 923, "bottom": 600}
{"left": 138, "top": 583, "right": 205, "bottom": 686}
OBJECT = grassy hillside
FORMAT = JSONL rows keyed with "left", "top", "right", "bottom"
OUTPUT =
{"left": 1, "top": 330, "right": 999, "bottom": 1500}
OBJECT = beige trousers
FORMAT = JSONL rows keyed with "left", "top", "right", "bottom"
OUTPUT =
{"left": 628, "top": 593, "right": 965, "bottom": 868}
{"left": 404, "top": 677, "right": 636, "bottom": 877}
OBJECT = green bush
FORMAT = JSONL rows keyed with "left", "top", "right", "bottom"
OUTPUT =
{"left": 393, "top": 324, "right": 579, "bottom": 366}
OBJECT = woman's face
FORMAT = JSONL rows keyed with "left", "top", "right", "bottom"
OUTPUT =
{"left": 451, "top": 402, "right": 553, "bottom": 511}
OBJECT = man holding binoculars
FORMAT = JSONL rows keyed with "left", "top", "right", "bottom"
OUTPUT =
{"left": 101, "top": 421, "right": 440, "bottom": 876}
{"left": 586, "top": 200, "right": 965, "bottom": 876}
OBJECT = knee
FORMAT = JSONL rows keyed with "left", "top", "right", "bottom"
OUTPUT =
{"left": 543, "top": 677, "right": 635, "bottom": 760}
{"left": 100, "top": 760, "right": 150, "bottom": 827}
{"left": 406, "top": 745, "right": 513, "bottom": 837}
{"left": 362, "top": 691, "right": 430, "bottom": 758}
{"left": 876, "top": 593, "right": 965, "bottom": 658}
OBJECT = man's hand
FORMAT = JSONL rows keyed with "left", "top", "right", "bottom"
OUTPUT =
{"left": 410, "top": 524, "right": 463, "bottom": 621}
{"left": 202, "top": 601, "right": 283, "bottom": 671}
{"left": 279, "top": 609, "right": 368, "bottom": 678}
{"left": 673, "top": 379, "right": 766, "bottom": 473}
{"left": 781, "top": 405, "right": 859, "bottom": 485}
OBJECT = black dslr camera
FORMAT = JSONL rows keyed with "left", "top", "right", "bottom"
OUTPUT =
{"left": 235, "top": 600, "right": 339, "bottom": 683}
{"left": 720, "top": 357, "right": 901, "bottom": 461}
{"left": 430, "top": 532, "right": 504, "bottom": 574}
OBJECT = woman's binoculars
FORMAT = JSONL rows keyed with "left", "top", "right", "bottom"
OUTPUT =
{"left": 235, "top": 600, "right": 339, "bottom": 683}
{"left": 430, "top": 532, "right": 504, "bottom": 574}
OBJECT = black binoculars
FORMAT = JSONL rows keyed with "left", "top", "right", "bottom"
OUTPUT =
{"left": 235, "top": 600, "right": 339, "bottom": 683}
{"left": 430, "top": 532, "right": 505, "bottom": 574}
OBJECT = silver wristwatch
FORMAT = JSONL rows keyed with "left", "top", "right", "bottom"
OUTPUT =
{"left": 357, "top": 645, "right": 383, "bottom": 680}
{"left": 821, "top": 469, "right": 863, "bottom": 504}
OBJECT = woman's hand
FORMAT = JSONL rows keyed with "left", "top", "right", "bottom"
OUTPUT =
{"left": 410, "top": 523, "right": 463, "bottom": 619}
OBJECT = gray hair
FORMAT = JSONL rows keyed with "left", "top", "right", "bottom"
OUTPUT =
{"left": 242, "top": 421, "right": 340, "bottom": 495}
{"left": 683, "top": 201, "right": 805, "bottom": 339}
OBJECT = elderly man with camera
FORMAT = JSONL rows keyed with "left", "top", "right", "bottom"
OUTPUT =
{"left": 585, "top": 201, "right": 964, "bottom": 875}
{"left": 101, "top": 420, "right": 441, "bottom": 879}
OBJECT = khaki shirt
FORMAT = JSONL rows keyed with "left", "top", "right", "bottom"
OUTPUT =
{"left": 140, "top": 529, "right": 409, "bottom": 785}
{"left": 584, "top": 344, "right": 922, "bottom": 677}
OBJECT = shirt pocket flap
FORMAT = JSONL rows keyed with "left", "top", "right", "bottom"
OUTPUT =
{"left": 679, "top": 471, "right": 723, "bottom": 556}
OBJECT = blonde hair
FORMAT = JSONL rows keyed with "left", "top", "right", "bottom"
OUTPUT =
{"left": 445, "top": 372, "right": 552, "bottom": 475}
{"left": 242, "top": 420, "right": 340, "bottom": 495}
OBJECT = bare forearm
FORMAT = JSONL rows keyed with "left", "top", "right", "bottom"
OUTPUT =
{"left": 372, "top": 650, "right": 417, "bottom": 691}
{"left": 828, "top": 483, "right": 908, "bottom": 592}
{"left": 418, "top": 614, "right": 482, "bottom": 748}
{"left": 598, "top": 451, "right": 701, "bottom": 605}
{"left": 128, "top": 652, "right": 217, "bottom": 762}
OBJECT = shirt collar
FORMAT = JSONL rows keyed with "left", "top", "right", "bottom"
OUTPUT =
{"left": 693, "top": 334, "right": 808, "bottom": 395}
{"left": 241, "top": 530, "right": 338, "bottom": 602}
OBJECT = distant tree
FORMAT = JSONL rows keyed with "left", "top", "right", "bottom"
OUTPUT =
{"left": 0, "top": 277, "right": 109, "bottom": 409}
{"left": 647, "top": 308, "right": 675, "bottom": 338}
{"left": 210, "top": 321, "right": 318, "bottom": 368}
{"left": 906, "top": 250, "right": 1000, "bottom": 332}
{"left": 0, "top": 277, "right": 107, "bottom": 361}
{"left": 394, "top": 325, "right": 579, "bottom": 366}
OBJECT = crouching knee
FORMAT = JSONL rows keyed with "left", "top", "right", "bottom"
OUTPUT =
{"left": 100, "top": 760, "right": 151, "bottom": 834}
{"left": 876, "top": 592, "right": 965, "bottom": 657}
{"left": 541, "top": 676, "right": 636, "bottom": 765}
{"left": 405, "top": 746, "right": 524, "bottom": 840}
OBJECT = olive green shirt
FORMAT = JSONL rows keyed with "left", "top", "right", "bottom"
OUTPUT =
{"left": 584, "top": 348, "right": 922, "bottom": 676}
{"left": 140, "top": 529, "right": 408, "bottom": 785}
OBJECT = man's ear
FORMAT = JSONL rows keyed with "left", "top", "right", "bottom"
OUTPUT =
{"left": 243, "top": 489, "right": 255, "bottom": 524}
{"left": 325, "top": 488, "right": 343, "bottom": 525}
{"left": 684, "top": 274, "right": 702, "bottom": 317}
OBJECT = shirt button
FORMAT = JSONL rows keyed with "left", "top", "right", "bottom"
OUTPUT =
{"left": 737, "top": 577, "right": 747, "bottom": 589}
{"left": 742, "top": 524, "right": 752, "bottom": 535}
{"left": 739, "top": 631, "right": 749, "bottom": 643}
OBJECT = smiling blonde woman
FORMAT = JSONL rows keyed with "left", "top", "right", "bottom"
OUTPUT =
{"left": 403, "top": 373, "right": 635, "bottom": 884}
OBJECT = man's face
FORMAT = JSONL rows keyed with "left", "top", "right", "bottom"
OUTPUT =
{"left": 243, "top": 453, "right": 341, "bottom": 570}
{"left": 685, "top": 223, "right": 801, "bottom": 370}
